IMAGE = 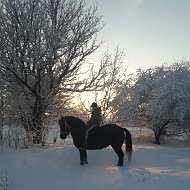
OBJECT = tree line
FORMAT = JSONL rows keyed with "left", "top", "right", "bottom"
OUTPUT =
{"left": 111, "top": 62, "right": 190, "bottom": 144}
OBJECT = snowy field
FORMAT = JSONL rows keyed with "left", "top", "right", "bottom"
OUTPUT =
{"left": 1, "top": 133, "right": 190, "bottom": 190}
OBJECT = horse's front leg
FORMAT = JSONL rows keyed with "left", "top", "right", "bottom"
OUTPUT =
{"left": 78, "top": 149, "right": 88, "bottom": 165}
{"left": 84, "top": 150, "right": 88, "bottom": 164}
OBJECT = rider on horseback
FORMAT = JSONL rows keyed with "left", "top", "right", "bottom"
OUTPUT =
{"left": 87, "top": 102, "right": 102, "bottom": 129}
{"left": 84, "top": 102, "right": 102, "bottom": 148}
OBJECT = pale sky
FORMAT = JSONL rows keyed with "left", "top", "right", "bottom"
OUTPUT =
{"left": 87, "top": 0, "right": 190, "bottom": 74}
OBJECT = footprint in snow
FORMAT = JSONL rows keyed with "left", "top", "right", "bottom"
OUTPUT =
{"left": 127, "top": 167, "right": 151, "bottom": 182}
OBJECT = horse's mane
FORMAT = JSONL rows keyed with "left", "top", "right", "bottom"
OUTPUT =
{"left": 63, "top": 115, "right": 87, "bottom": 127}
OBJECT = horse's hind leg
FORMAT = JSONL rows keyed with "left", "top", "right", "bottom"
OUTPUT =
{"left": 79, "top": 149, "right": 88, "bottom": 165}
{"left": 112, "top": 146, "right": 124, "bottom": 166}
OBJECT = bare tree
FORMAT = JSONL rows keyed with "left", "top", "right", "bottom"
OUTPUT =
{"left": 99, "top": 47, "right": 125, "bottom": 122}
{"left": 75, "top": 47, "right": 126, "bottom": 123}
{"left": 0, "top": 0, "right": 106, "bottom": 143}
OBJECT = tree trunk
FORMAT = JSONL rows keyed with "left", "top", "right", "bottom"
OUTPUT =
{"left": 154, "top": 132, "right": 161, "bottom": 144}
{"left": 22, "top": 117, "right": 42, "bottom": 144}
{"left": 31, "top": 97, "right": 48, "bottom": 144}
{"left": 22, "top": 97, "right": 48, "bottom": 144}
{"left": 31, "top": 118, "right": 43, "bottom": 144}
{"left": 154, "top": 120, "right": 171, "bottom": 144}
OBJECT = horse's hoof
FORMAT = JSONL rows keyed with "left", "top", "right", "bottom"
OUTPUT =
{"left": 85, "top": 161, "right": 88, "bottom": 164}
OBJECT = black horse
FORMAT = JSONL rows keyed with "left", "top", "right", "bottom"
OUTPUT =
{"left": 59, "top": 116, "right": 132, "bottom": 166}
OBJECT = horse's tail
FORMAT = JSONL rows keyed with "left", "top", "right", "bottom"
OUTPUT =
{"left": 123, "top": 128, "right": 132, "bottom": 165}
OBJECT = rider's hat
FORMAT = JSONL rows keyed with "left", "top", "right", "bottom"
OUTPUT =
{"left": 91, "top": 102, "right": 97, "bottom": 108}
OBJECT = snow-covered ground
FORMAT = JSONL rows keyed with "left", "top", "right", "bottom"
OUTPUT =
{"left": 1, "top": 135, "right": 190, "bottom": 190}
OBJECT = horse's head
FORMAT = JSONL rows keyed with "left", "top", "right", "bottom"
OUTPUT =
{"left": 59, "top": 116, "right": 70, "bottom": 139}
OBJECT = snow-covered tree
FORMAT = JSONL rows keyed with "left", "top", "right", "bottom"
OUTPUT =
{"left": 112, "top": 62, "right": 190, "bottom": 144}
{"left": 0, "top": 0, "right": 106, "bottom": 143}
